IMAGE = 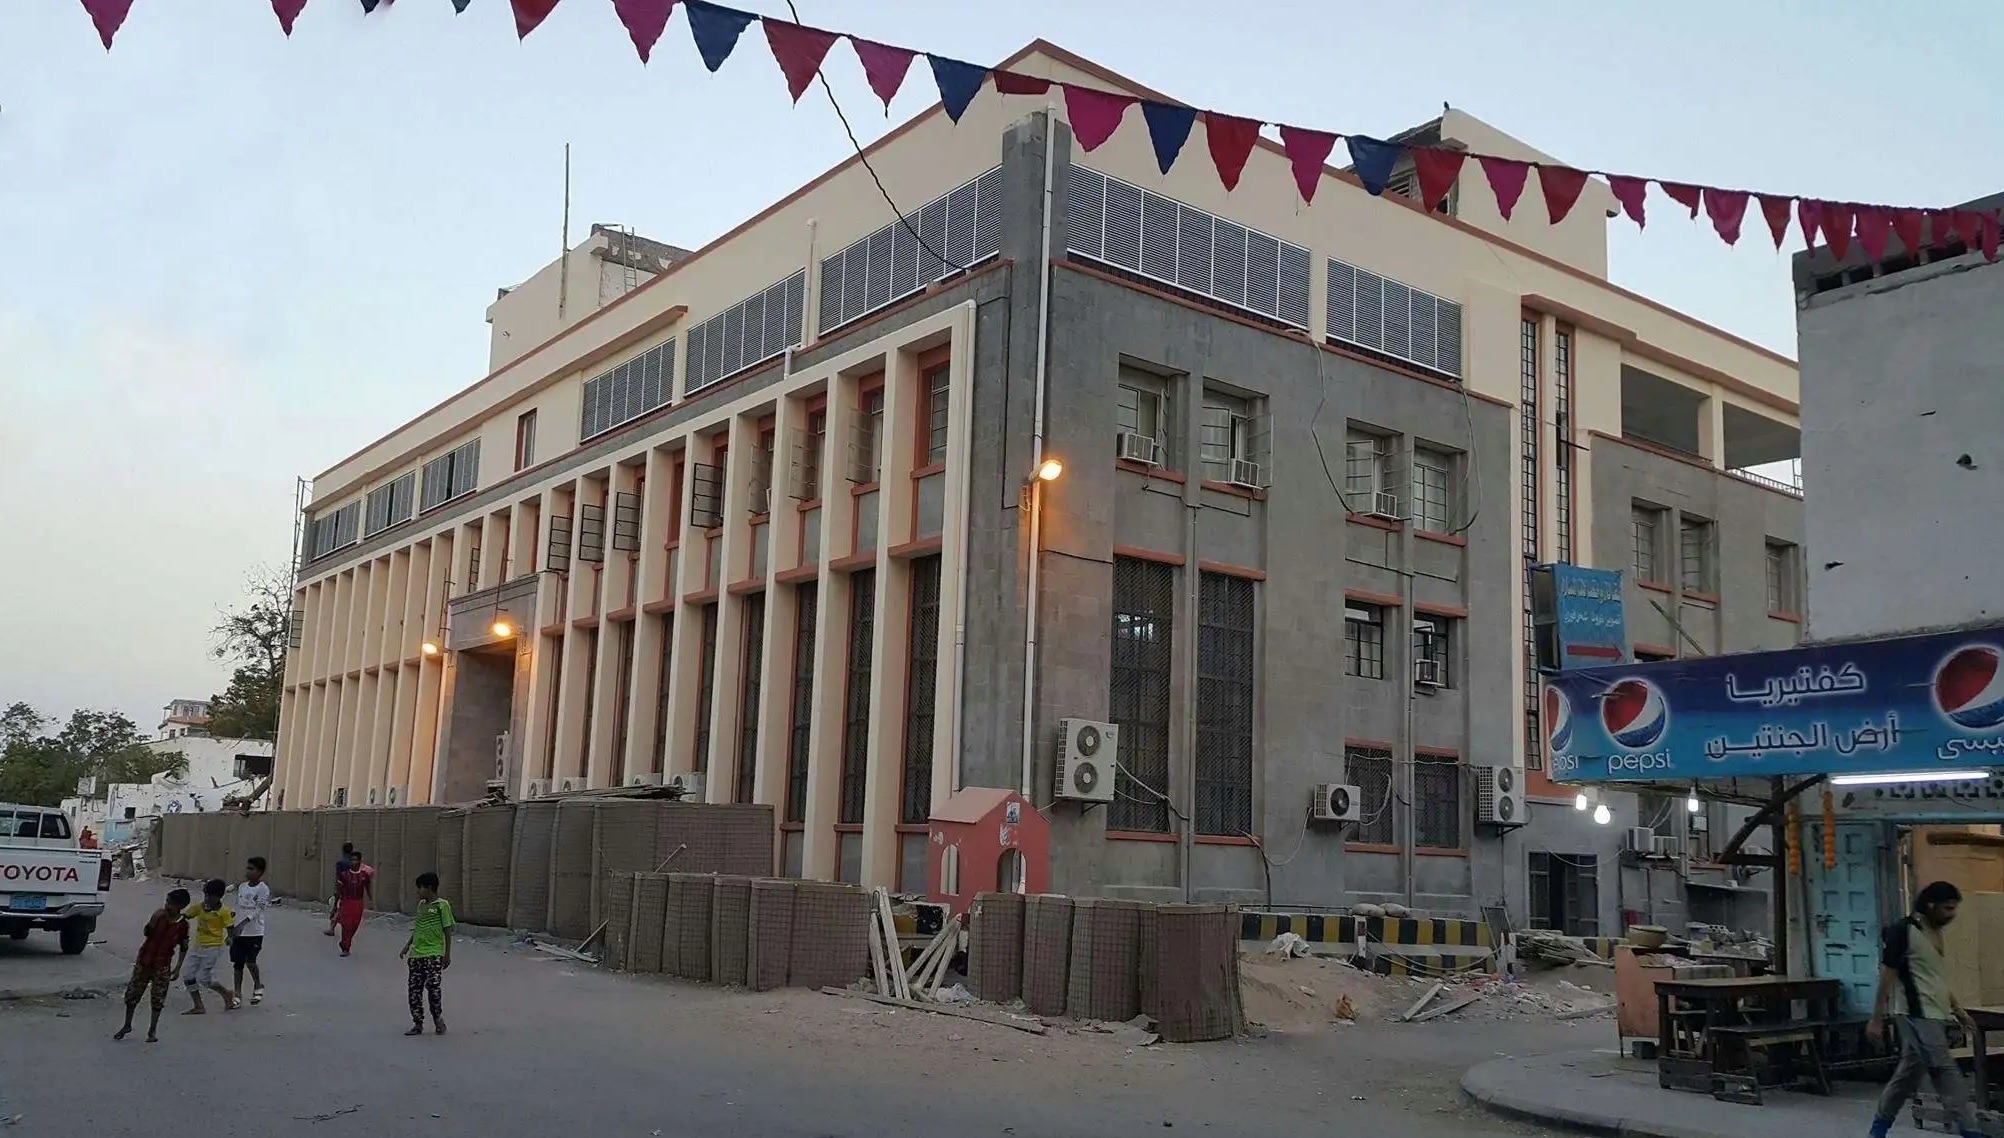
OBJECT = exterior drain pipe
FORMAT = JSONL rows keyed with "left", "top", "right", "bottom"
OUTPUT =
{"left": 1019, "top": 107, "right": 1058, "bottom": 799}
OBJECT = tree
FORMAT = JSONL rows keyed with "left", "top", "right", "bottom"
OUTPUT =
{"left": 208, "top": 565, "right": 290, "bottom": 742}
{"left": 0, "top": 706, "right": 184, "bottom": 806}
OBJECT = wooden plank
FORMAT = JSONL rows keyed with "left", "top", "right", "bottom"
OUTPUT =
{"left": 1411, "top": 992, "right": 1483, "bottom": 1022}
{"left": 920, "top": 925, "right": 956, "bottom": 998}
{"left": 821, "top": 987, "right": 1047, "bottom": 1035}
{"left": 867, "top": 912, "right": 892, "bottom": 997}
{"left": 904, "top": 926, "right": 952, "bottom": 985}
{"left": 874, "top": 889, "right": 910, "bottom": 1001}
{"left": 1400, "top": 982, "right": 1444, "bottom": 1022}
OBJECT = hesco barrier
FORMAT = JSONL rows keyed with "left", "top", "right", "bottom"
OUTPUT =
{"left": 506, "top": 801, "right": 559, "bottom": 931}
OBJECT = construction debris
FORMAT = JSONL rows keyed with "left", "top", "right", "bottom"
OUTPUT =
{"left": 1516, "top": 930, "right": 1614, "bottom": 968}
{"left": 822, "top": 987, "right": 1047, "bottom": 1035}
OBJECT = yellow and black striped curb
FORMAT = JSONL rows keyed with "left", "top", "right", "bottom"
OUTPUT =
{"left": 1241, "top": 911, "right": 1495, "bottom": 948}
{"left": 1360, "top": 950, "right": 1497, "bottom": 978}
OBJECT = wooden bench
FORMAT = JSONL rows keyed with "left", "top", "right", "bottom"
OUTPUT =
{"left": 1709, "top": 1021, "right": 1832, "bottom": 1101}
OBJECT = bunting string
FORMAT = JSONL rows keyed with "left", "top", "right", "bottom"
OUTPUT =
{"left": 76, "top": 0, "right": 2001, "bottom": 262}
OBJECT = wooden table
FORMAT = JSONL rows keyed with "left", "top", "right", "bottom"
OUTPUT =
{"left": 1966, "top": 1006, "right": 2004, "bottom": 1111}
{"left": 1656, "top": 976, "right": 1843, "bottom": 1102}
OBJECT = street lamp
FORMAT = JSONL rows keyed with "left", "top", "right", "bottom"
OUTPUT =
{"left": 490, "top": 618, "right": 514, "bottom": 639}
{"left": 420, "top": 640, "right": 441, "bottom": 657}
{"left": 1035, "top": 456, "right": 1064, "bottom": 483}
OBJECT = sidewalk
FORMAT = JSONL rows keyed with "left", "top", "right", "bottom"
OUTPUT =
{"left": 1463, "top": 1049, "right": 1881, "bottom": 1138}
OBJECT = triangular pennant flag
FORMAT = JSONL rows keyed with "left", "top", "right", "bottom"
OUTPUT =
{"left": 1203, "top": 112, "right": 1261, "bottom": 192}
{"left": 1891, "top": 209, "right": 1924, "bottom": 258}
{"left": 1608, "top": 175, "right": 1648, "bottom": 228}
{"left": 450, "top": 0, "right": 471, "bottom": 12}
{"left": 850, "top": 38, "right": 915, "bottom": 110}
{"left": 80, "top": 0, "right": 136, "bottom": 49}
{"left": 1478, "top": 155, "right": 1530, "bottom": 221}
{"left": 1796, "top": 199, "right": 1822, "bottom": 252}
{"left": 1141, "top": 102, "right": 1196, "bottom": 175}
{"left": 1756, "top": 195, "right": 1792, "bottom": 249}
{"left": 359, "top": 0, "right": 384, "bottom": 12}
{"left": 1410, "top": 148, "right": 1465, "bottom": 214}
{"left": 1702, "top": 187, "right": 1750, "bottom": 246}
{"left": 1063, "top": 85, "right": 1134, "bottom": 153}
{"left": 1660, "top": 181, "right": 1702, "bottom": 219}
{"left": 1278, "top": 126, "right": 1337, "bottom": 204}
{"left": 1928, "top": 209, "right": 1959, "bottom": 249}
{"left": 511, "top": 0, "right": 560, "bottom": 39}
{"left": 1955, "top": 210, "right": 1983, "bottom": 248}
{"left": 684, "top": 0, "right": 753, "bottom": 73}
{"left": 1820, "top": 203, "right": 1854, "bottom": 261}
{"left": 927, "top": 55, "right": 986, "bottom": 123}
{"left": 1539, "top": 165, "right": 1591, "bottom": 224}
{"left": 763, "top": 18, "right": 836, "bottom": 100}
{"left": 272, "top": 0, "right": 309, "bottom": 34}
{"left": 1982, "top": 212, "right": 1999, "bottom": 262}
{"left": 1345, "top": 136, "right": 1403, "bottom": 197}
{"left": 992, "top": 70, "right": 1050, "bottom": 96}
{"left": 1853, "top": 208, "right": 1891, "bottom": 263}
{"left": 613, "top": 0, "right": 677, "bottom": 62}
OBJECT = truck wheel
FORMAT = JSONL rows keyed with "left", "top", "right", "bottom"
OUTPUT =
{"left": 7, "top": 927, "right": 28, "bottom": 941}
{"left": 59, "top": 917, "right": 94, "bottom": 955}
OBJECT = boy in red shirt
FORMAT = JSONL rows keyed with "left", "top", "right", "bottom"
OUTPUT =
{"left": 334, "top": 849, "right": 374, "bottom": 956}
{"left": 114, "top": 887, "right": 190, "bottom": 1043}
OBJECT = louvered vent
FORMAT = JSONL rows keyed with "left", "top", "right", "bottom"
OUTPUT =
{"left": 1325, "top": 257, "right": 1463, "bottom": 380}
{"left": 818, "top": 167, "right": 1005, "bottom": 333}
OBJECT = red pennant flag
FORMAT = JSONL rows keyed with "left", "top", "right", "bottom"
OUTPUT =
{"left": 1608, "top": 175, "right": 1647, "bottom": 228}
{"left": 1955, "top": 210, "right": 1983, "bottom": 248}
{"left": 1820, "top": 203, "right": 1854, "bottom": 261}
{"left": 1928, "top": 209, "right": 1959, "bottom": 249}
{"left": 271, "top": 0, "right": 308, "bottom": 34}
{"left": 1703, "top": 187, "right": 1750, "bottom": 246}
{"left": 1891, "top": 209, "right": 1924, "bottom": 258}
{"left": 1409, "top": 148, "right": 1465, "bottom": 214}
{"left": 1983, "top": 212, "right": 2000, "bottom": 262}
{"left": 1203, "top": 112, "right": 1260, "bottom": 192}
{"left": 1278, "top": 126, "right": 1337, "bottom": 204}
{"left": 614, "top": 0, "right": 678, "bottom": 62}
{"left": 1659, "top": 181, "right": 1702, "bottom": 218}
{"left": 1796, "top": 199, "right": 1822, "bottom": 252}
{"left": 1538, "top": 165, "right": 1590, "bottom": 225}
{"left": 851, "top": 38, "right": 915, "bottom": 108}
{"left": 1063, "top": 85, "right": 1134, "bottom": 153}
{"left": 762, "top": 18, "right": 835, "bottom": 100}
{"left": 992, "top": 70, "right": 1050, "bottom": 96}
{"left": 511, "top": 0, "right": 559, "bottom": 39}
{"left": 1756, "top": 195, "right": 1792, "bottom": 249}
{"left": 1478, "top": 155, "right": 1530, "bottom": 221}
{"left": 80, "top": 0, "right": 136, "bottom": 49}
{"left": 1853, "top": 207, "right": 1891, "bottom": 262}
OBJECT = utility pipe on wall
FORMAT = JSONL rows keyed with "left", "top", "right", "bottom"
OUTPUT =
{"left": 1019, "top": 108, "right": 1058, "bottom": 799}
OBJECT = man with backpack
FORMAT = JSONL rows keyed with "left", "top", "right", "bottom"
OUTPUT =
{"left": 1868, "top": 880, "right": 1978, "bottom": 1138}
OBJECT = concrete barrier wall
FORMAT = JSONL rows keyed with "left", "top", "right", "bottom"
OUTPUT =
{"left": 462, "top": 805, "right": 516, "bottom": 928}
{"left": 506, "top": 801, "right": 559, "bottom": 932}
{"left": 435, "top": 809, "right": 467, "bottom": 910}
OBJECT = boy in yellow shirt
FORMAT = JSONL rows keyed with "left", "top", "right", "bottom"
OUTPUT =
{"left": 181, "top": 878, "right": 239, "bottom": 1013}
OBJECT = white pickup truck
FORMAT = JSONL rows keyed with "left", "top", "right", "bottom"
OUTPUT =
{"left": 0, "top": 803, "right": 111, "bottom": 955}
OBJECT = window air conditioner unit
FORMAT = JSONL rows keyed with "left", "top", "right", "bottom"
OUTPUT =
{"left": 1414, "top": 658, "right": 1445, "bottom": 688}
{"left": 1118, "top": 432, "right": 1162, "bottom": 466}
{"left": 1475, "top": 766, "right": 1526, "bottom": 826}
{"left": 1369, "top": 490, "right": 1404, "bottom": 521}
{"left": 1625, "top": 826, "right": 1657, "bottom": 854}
{"left": 1229, "top": 458, "right": 1266, "bottom": 491}
{"left": 1311, "top": 782, "right": 1362, "bottom": 823}
{"left": 525, "top": 780, "right": 546, "bottom": 799}
{"left": 1054, "top": 718, "right": 1119, "bottom": 803}
{"left": 560, "top": 777, "right": 581, "bottom": 793}
{"left": 1652, "top": 834, "right": 1683, "bottom": 858}
{"left": 668, "top": 771, "right": 706, "bottom": 800}
{"left": 629, "top": 772, "right": 664, "bottom": 787}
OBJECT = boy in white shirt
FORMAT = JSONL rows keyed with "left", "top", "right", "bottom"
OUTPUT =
{"left": 231, "top": 857, "right": 271, "bottom": 1006}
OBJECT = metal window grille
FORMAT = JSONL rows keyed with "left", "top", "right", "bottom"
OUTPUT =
{"left": 793, "top": 411, "right": 826, "bottom": 502}
{"left": 580, "top": 338, "right": 676, "bottom": 441}
{"left": 611, "top": 620, "right": 636, "bottom": 780}
{"left": 1766, "top": 542, "right": 1797, "bottom": 612}
{"left": 1195, "top": 572, "right": 1255, "bottom": 837}
{"left": 420, "top": 440, "right": 480, "bottom": 513}
{"left": 611, "top": 492, "right": 642, "bottom": 553}
{"left": 1680, "top": 518, "right": 1713, "bottom": 592}
{"left": 820, "top": 168, "right": 1004, "bottom": 333}
{"left": 1345, "top": 429, "right": 1397, "bottom": 500}
{"left": 1554, "top": 328, "right": 1574, "bottom": 562}
{"left": 736, "top": 593, "right": 765, "bottom": 805}
{"left": 1413, "top": 755, "right": 1462, "bottom": 849}
{"left": 546, "top": 515, "right": 573, "bottom": 573}
{"left": 1116, "top": 382, "right": 1165, "bottom": 460}
{"left": 786, "top": 583, "right": 817, "bottom": 823}
{"left": 577, "top": 503, "right": 607, "bottom": 564}
{"left": 747, "top": 440, "right": 774, "bottom": 516}
{"left": 901, "top": 557, "right": 942, "bottom": 824}
{"left": 364, "top": 472, "right": 416, "bottom": 537}
{"left": 1346, "top": 746, "right": 1394, "bottom": 845}
{"left": 848, "top": 389, "right": 885, "bottom": 484}
{"left": 1109, "top": 557, "right": 1174, "bottom": 833}
{"left": 1344, "top": 605, "right": 1385, "bottom": 679}
{"left": 1411, "top": 448, "right": 1452, "bottom": 533}
{"left": 1325, "top": 257, "right": 1464, "bottom": 379}
{"left": 685, "top": 270, "right": 805, "bottom": 396}
{"left": 1519, "top": 317, "right": 1542, "bottom": 770}
{"left": 308, "top": 500, "right": 363, "bottom": 560}
{"left": 1068, "top": 166, "right": 1312, "bottom": 329}
{"left": 839, "top": 569, "right": 876, "bottom": 825}
{"left": 1414, "top": 615, "right": 1452, "bottom": 688}
{"left": 924, "top": 365, "right": 951, "bottom": 466}
{"left": 690, "top": 461, "right": 724, "bottom": 530}
{"left": 1528, "top": 852, "right": 1600, "bottom": 936}
{"left": 287, "top": 607, "right": 305, "bottom": 650}
{"left": 649, "top": 614, "right": 672, "bottom": 774}
{"left": 1632, "top": 507, "right": 1660, "bottom": 580}
{"left": 693, "top": 604, "right": 718, "bottom": 774}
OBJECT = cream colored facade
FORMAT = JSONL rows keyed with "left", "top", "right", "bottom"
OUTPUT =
{"left": 276, "top": 42, "right": 1800, "bottom": 893}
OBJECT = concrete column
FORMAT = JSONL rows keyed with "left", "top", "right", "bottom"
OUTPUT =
{"left": 552, "top": 478, "right": 597, "bottom": 788}
{"left": 624, "top": 448, "right": 674, "bottom": 781}
{"left": 932, "top": 304, "right": 979, "bottom": 809}
{"left": 801, "top": 377, "right": 859, "bottom": 880}
{"left": 1699, "top": 393, "right": 1727, "bottom": 469}
{"left": 861, "top": 344, "right": 919, "bottom": 887}
{"left": 274, "top": 687, "right": 300, "bottom": 808}
{"left": 704, "top": 415, "right": 757, "bottom": 802}
{"left": 479, "top": 512, "right": 509, "bottom": 589}
{"left": 408, "top": 532, "right": 453, "bottom": 804}
{"left": 367, "top": 668, "right": 396, "bottom": 803}
{"left": 752, "top": 397, "right": 807, "bottom": 809}
{"left": 510, "top": 497, "right": 540, "bottom": 578}
{"left": 660, "top": 442, "right": 712, "bottom": 788}
{"left": 588, "top": 463, "right": 642, "bottom": 787}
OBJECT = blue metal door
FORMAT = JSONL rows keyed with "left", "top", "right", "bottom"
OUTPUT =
{"left": 1803, "top": 821, "right": 1883, "bottom": 1015}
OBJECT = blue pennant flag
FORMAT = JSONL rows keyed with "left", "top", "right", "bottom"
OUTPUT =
{"left": 1141, "top": 102, "right": 1196, "bottom": 175}
{"left": 927, "top": 55, "right": 987, "bottom": 123}
{"left": 684, "top": 0, "right": 755, "bottom": 73}
{"left": 452, "top": 0, "right": 472, "bottom": 12}
{"left": 359, "top": 0, "right": 384, "bottom": 12}
{"left": 1345, "top": 135, "right": 1404, "bottom": 196}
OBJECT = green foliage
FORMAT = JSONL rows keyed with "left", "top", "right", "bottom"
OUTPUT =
{"left": 0, "top": 704, "right": 175, "bottom": 807}
{"left": 207, "top": 566, "right": 290, "bottom": 743}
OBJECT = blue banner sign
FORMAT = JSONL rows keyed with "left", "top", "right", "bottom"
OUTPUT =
{"left": 1545, "top": 626, "right": 2004, "bottom": 781}
{"left": 1535, "top": 564, "right": 1628, "bottom": 670}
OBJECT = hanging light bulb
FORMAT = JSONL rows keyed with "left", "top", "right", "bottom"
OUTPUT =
{"left": 1592, "top": 802, "right": 1613, "bottom": 826}
{"left": 1574, "top": 790, "right": 1590, "bottom": 812}
{"left": 1687, "top": 787, "right": 1702, "bottom": 813}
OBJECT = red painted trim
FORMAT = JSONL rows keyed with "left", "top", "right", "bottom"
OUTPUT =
{"left": 1199, "top": 479, "right": 1266, "bottom": 502}
{"left": 1769, "top": 611, "right": 1803, "bottom": 624}
{"left": 893, "top": 823, "right": 929, "bottom": 835}
{"left": 604, "top": 607, "right": 637, "bottom": 622}
{"left": 1415, "top": 600, "right": 1469, "bottom": 619}
{"left": 774, "top": 565, "right": 819, "bottom": 585}
{"left": 727, "top": 580, "right": 766, "bottom": 597}
{"left": 1345, "top": 842, "right": 1401, "bottom": 855}
{"left": 829, "top": 552, "right": 876, "bottom": 573}
{"left": 1346, "top": 737, "right": 1396, "bottom": 750}
{"left": 796, "top": 498, "right": 823, "bottom": 513}
{"left": 1639, "top": 579, "right": 1673, "bottom": 594}
{"left": 641, "top": 600, "right": 675, "bottom": 615}
{"left": 1415, "top": 746, "right": 1460, "bottom": 759}
{"left": 1347, "top": 512, "right": 1403, "bottom": 533}
{"left": 915, "top": 344, "right": 953, "bottom": 372}
{"left": 778, "top": 821, "right": 804, "bottom": 833}
{"left": 748, "top": 512, "right": 771, "bottom": 527}
{"left": 1105, "top": 830, "right": 1178, "bottom": 843}
{"left": 683, "top": 589, "right": 718, "bottom": 605}
{"left": 1415, "top": 529, "right": 1468, "bottom": 548}
{"left": 850, "top": 482, "right": 880, "bottom": 498}
{"left": 1683, "top": 590, "right": 1719, "bottom": 606}
{"left": 1345, "top": 588, "right": 1403, "bottom": 608}
{"left": 1113, "top": 545, "right": 1185, "bottom": 566}
{"left": 1195, "top": 834, "right": 1256, "bottom": 847}
{"left": 1199, "top": 559, "right": 1266, "bottom": 581}
{"left": 911, "top": 462, "right": 946, "bottom": 480}
{"left": 1416, "top": 847, "right": 1469, "bottom": 858}
{"left": 889, "top": 537, "right": 943, "bottom": 560}
{"left": 1116, "top": 460, "right": 1187, "bottom": 484}
{"left": 571, "top": 616, "right": 600, "bottom": 629}
{"left": 540, "top": 622, "right": 565, "bottom": 636}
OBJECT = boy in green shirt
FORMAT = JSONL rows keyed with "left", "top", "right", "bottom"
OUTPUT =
{"left": 399, "top": 871, "right": 453, "bottom": 1036}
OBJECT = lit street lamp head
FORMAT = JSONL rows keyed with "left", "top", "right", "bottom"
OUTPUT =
{"left": 1035, "top": 457, "right": 1063, "bottom": 482}
{"left": 490, "top": 619, "right": 514, "bottom": 639}
{"left": 420, "top": 641, "right": 440, "bottom": 657}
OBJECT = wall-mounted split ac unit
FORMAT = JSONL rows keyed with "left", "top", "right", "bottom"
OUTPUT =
{"left": 1118, "top": 432, "right": 1162, "bottom": 466}
{"left": 669, "top": 771, "right": 706, "bottom": 800}
{"left": 1474, "top": 766, "right": 1527, "bottom": 826}
{"left": 1054, "top": 718, "right": 1119, "bottom": 803}
{"left": 525, "top": 780, "right": 545, "bottom": 799}
{"left": 1229, "top": 458, "right": 1267, "bottom": 491}
{"left": 560, "top": 777, "right": 581, "bottom": 793}
{"left": 1310, "top": 783, "right": 1362, "bottom": 823}
{"left": 1369, "top": 490, "right": 1404, "bottom": 521}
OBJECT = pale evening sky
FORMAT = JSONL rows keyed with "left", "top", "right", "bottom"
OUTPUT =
{"left": 0, "top": 1, "right": 1998, "bottom": 731}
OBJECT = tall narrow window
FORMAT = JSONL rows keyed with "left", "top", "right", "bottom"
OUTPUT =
{"left": 1109, "top": 557, "right": 1174, "bottom": 832}
{"left": 1766, "top": 540, "right": 1800, "bottom": 614}
{"left": 515, "top": 409, "right": 538, "bottom": 472}
{"left": 1345, "top": 604, "right": 1385, "bottom": 679}
{"left": 1553, "top": 327, "right": 1574, "bottom": 561}
{"left": 800, "top": 409, "right": 827, "bottom": 502}
{"left": 692, "top": 605, "right": 718, "bottom": 773}
{"left": 650, "top": 614, "right": 673, "bottom": 774}
{"left": 1632, "top": 505, "right": 1664, "bottom": 581}
{"left": 1195, "top": 572, "right": 1255, "bottom": 837}
{"left": 544, "top": 633, "right": 566, "bottom": 780}
{"left": 1116, "top": 382, "right": 1166, "bottom": 465}
{"left": 1199, "top": 390, "right": 1261, "bottom": 484}
{"left": 856, "top": 388, "right": 886, "bottom": 484}
{"left": 839, "top": 569, "right": 876, "bottom": 825}
{"left": 901, "top": 557, "right": 942, "bottom": 824}
{"left": 1413, "top": 754, "right": 1462, "bottom": 849}
{"left": 1346, "top": 745, "right": 1394, "bottom": 845}
{"left": 1520, "top": 315, "right": 1542, "bottom": 770}
{"left": 1679, "top": 516, "right": 1715, "bottom": 593}
{"left": 1413, "top": 614, "right": 1453, "bottom": 688}
{"left": 1411, "top": 447, "right": 1454, "bottom": 534}
{"left": 923, "top": 364, "right": 951, "bottom": 467}
{"left": 735, "top": 593, "right": 766, "bottom": 804}
{"left": 577, "top": 628, "right": 599, "bottom": 777}
{"left": 610, "top": 621, "right": 635, "bottom": 784}
{"left": 786, "top": 583, "right": 817, "bottom": 824}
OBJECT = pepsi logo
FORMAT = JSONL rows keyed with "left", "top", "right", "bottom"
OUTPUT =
{"left": 1543, "top": 684, "right": 1573, "bottom": 753}
{"left": 1934, "top": 644, "right": 2004, "bottom": 731}
{"left": 1601, "top": 678, "right": 1670, "bottom": 751}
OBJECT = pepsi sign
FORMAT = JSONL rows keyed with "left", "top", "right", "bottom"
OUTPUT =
{"left": 1545, "top": 626, "right": 2004, "bottom": 782}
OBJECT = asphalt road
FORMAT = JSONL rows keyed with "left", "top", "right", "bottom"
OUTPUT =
{"left": 1, "top": 884, "right": 1567, "bottom": 1137}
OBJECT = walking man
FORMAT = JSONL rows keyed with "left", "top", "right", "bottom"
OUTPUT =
{"left": 333, "top": 848, "right": 374, "bottom": 956}
{"left": 324, "top": 842, "right": 354, "bottom": 938}
{"left": 1869, "top": 880, "right": 1979, "bottom": 1138}
{"left": 232, "top": 856, "right": 271, "bottom": 1005}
